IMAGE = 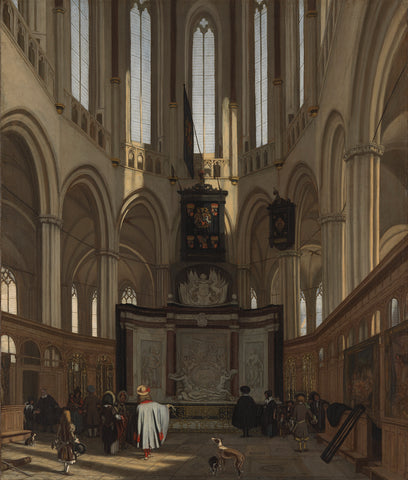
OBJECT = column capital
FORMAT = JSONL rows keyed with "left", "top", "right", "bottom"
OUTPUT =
{"left": 110, "top": 77, "right": 121, "bottom": 85}
{"left": 38, "top": 215, "right": 63, "bottom": 228}
{"left": 166, "top": 323, "right": 176, "bottom": 332}
{"left": 97, "top": 249, "right": 120, "bottom": 260}
{"left": 53, "top": 7, "right": 66, "bottom": 14}
{"left": 319, "top": 213, "right": 346, "bottom": 225}
{"left": 229, "top": 324, "right": 240, "bottom": 331}
{"left": 344, "top": 142, "right": 384, "bottom": 162}
{"left": 278, "top": 250, "right": 300, "bottom": 259}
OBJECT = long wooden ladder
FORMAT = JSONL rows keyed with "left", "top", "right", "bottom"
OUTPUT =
{"left": 320, "top": 404, "right": 366, "bottom": 463}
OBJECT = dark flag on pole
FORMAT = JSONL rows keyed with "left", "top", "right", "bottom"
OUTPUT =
{"left": 183, "top": 85, "right": 195, "bottom": 179}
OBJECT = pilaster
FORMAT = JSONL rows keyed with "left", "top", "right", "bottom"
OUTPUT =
{"left": 230, "top": 326, "right": 239, "bottom": 397}
{"left": 237, "top": 264, "right": 251, "bottom": 308}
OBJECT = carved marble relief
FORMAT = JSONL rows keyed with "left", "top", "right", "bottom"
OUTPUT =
{"left": 141, "top": 340, "right": 162, "bottom": 388}
{"left": 244, "top": 342, "right": 264, "bottom": 388}
{"left": 178, "top": 269, "right": 229, "bottom": 306}
{"left": 169, "top": 332, "right": 236, "bottom": 401}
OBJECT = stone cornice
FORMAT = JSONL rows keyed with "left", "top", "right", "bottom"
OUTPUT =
{"left": 343, "top": 143, "right": 384, "bottom": 162}
{"left": 319, "top": 213, "right": 346, "bottom": 225}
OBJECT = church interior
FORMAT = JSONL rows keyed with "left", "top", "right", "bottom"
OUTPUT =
{"left": 1, "top": 0, "right": 408, "bottom": 478}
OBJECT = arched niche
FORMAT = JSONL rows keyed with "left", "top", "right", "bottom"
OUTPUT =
{"left": 1, "top": 133, "right": 41, "bottom": 320}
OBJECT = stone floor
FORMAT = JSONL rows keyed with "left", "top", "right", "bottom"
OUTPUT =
{"left": 1, "top": 430, "right": 368, "bottom": 480}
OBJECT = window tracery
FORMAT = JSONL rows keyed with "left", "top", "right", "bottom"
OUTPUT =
{"left": 71, "top": 0, "right": 89, "bottom": 109}
{"left": 130, "top": 1, "right": 151, "bottom": 144}
{"left": 192, "top": 17, "right": 215, "bottom": 154}
{"left": 121, "top": 286, "right": 137, "bottom": 305}
{"left": 254, "top": 0, "right": 268, "bottom": 147}
{"left": 1, "top": 267, "right": 17, "bottom": 315}
{"left": 71, "top": 284, "right": 78, "bottom": 333}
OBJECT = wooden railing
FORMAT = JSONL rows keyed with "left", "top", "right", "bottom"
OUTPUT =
{"left": 1, "top": 0, "right": 55, "bottom": 99}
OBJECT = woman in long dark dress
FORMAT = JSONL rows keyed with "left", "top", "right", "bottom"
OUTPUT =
{"left": 232, "top": 386, "right": 257, "bottom": 437}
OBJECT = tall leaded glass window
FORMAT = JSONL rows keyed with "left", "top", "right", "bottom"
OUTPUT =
{"left": 298, "top": 0, "right": 305, "bottom": 107}
{"left": 71, "top": 284, "right": 79, "bottom": 333}
{"left": 316, "top": 283, "right": 323, "bottom": 327}
{"left": 91, "top": 290, "right": 98, "bottom": 337}
{"left": 71, "top": 0, "right": 89, "bottom": 109}
{"left": 1, "top": 267, "right": 17, "bottom": 314}
{"left": 300, "top": 290, "right": 307, "bottom": 336}
{"left": 254, "top": 0, "right": 268, "bottom": 147}
{"left": 130, "top": 1, "right": 151, "bottom": 144}
{"left": 121, "top": 286, "right": 137, "bottom": 305}
{"left": 192, "top": 18, "right": 215, "bottom": 154}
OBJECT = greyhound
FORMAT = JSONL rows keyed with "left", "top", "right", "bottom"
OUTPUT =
{"left": 210, "top": 437, "right": 245, "bottom": 477}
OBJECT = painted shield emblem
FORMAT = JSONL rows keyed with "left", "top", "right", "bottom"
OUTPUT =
{"left": 211, "top": 203, "right": 219, "bottom": 216}
{"left": 194, "top": 207, "right": 212, "bottom": 229}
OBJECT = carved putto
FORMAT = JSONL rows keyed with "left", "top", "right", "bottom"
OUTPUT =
{"left": 179, "top": 269, "right": 228, "bottom": 306}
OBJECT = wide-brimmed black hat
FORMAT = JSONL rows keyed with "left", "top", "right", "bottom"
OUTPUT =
{"left": 240, "top": 385, "right": 251, "bottom": 394}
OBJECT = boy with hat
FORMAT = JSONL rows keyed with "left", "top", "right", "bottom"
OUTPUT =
{"left": 292, "top": 393, "right": 316, "bottom": 452}
{"left": 136, "top": 385, "right": 170, "bottom": 460}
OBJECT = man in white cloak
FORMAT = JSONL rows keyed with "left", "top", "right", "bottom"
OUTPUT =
{"left": 136, "top": 385, "right": 170, "bottom": 460}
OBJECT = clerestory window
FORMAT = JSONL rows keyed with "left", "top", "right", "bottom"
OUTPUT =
{"left": 130, "top": 1, "right": 151, "bottom": 144}
{"left": 71, "top": 0, "right": 89, "bottom": 109}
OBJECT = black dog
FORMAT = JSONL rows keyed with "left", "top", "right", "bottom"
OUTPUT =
{"left": 208, "top": 455, "right": 220, "bottom": 475}
{"left": 24, "top": 432, "right": 37, "bottom": 446}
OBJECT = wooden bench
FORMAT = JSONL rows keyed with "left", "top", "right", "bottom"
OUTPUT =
{"left": 0, "top": 430, "right": 31, "bottom": 444}
{"left": 369, "top": 466, "right": 406, "bottom": 480}
{"left": 1, "top": 405, "right": 31, "bottom": 444}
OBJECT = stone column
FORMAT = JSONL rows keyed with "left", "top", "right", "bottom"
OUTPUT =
{"left": 304, "top": 288, "right": 316, "bottom": 334}
{"left": 230, "top": 102, "right": 239, "bottom": 179}
{"left": 279, "top": 250, "right": 300, "bottom": 340}
{"left": 305, "top": 0, "right": 318, "bottom": 116}
{"left": 98, "top": 250, "right": 119, "bottom": 339}
{"left": 166, "top": 324, "right": 176, "bottom": 397}
{"left": 320, "top": 213, "right": 345, "bottom": 318}
{"left": 344, "top": 143, "right": 383, "bottom": 293}
{"left": 237, "top": 265, "right": 251, "bottom": 308}
{"left": 39, "top": 215, "right": 62, "bottom": 328}
{"left": 230, "top": 326, "right": 239, "bottom": 397}
{"left": 53, "top": 1, "right": 65, "bottom": 114}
